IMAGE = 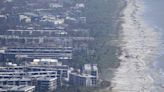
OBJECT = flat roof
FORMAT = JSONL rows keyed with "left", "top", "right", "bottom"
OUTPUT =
{"left": 0, "top": 78, "right": 31, "bottom": 81}
{"left": 70, "top": 72, "right": 95, "bottom": 78}
{"left": 37, "top": 77, "right": 57, "bottom": 81}
{"left": 9, "top": 85, "right": 35, "bottom": 91}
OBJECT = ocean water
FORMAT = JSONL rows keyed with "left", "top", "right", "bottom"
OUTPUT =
{"left": 143, "top": 0, "right": 164, "bottom": 91}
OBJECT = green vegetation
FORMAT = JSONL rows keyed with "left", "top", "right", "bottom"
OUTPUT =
{"left": 72, "top": 0, "right": 124, "bottom": 70}
{"left": 85, "top": 0, "right": 122, "bottom": 69}
{"left": 62, "top": 0, "right": 126, "bottom": 92}
{"left": 56, "top": 81, "right": 111, "bottom": 92}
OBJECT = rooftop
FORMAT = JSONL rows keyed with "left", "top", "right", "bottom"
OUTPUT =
{"left": 9, "top": 85, "right": 35, "bottom": 91}
{"left": 37, "top": 77, "right": 57, "bottom": 81}
{"left": 70, "top": 72, "right": 95, "bottom": 78}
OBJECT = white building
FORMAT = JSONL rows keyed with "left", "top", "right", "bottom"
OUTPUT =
{"left": 19, "top": 15, "right": 31, "bottom": 23}
{"left": 49, "top": 3, "right": 63, "bottom": 8}
{"left": 0, "top": 85, "right": 35, "bottom": 92}
{"left": 69, "top": 73, "right": 97, "bottom": 87}
{"left": 82, "top": 64, "right": 98, "bottom": 79}
{"left": 31, "top": 59, "right": 61, "bottom": 66}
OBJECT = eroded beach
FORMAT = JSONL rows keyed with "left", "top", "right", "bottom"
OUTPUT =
{"left": 111, "top": 0, "right": 160, "bottom": 92}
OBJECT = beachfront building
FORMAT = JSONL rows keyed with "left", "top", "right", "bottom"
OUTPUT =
{"left": 0, "top": 59, "right": 70, "bottom": 86}
{"left": 69, "top": 64, "right": 98, "bottom": 87}
{"left": 69, "top": 72, "right": 97, "bottom": 87}
{"left": 82, "top": 64, "right": 99, "bottom": 79}
{"left": 0, "top": 58, "right": 99, "bottom": 90}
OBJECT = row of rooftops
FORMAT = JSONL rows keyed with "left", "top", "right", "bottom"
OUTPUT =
{"left": 0, "top": 0, "right": 86, "bottom": 28}
{"left": 0, "top": 85, "right": 35, "bottom": 92}
{"left": 70, "top": 72, "right": 95, "bottom": 78}
{"left": 0, "top": 77, "right": 57, "bottom": 81}
{"left": 83, "top": 64, "right": 98, "bottom": 71}
{"left": 0, "top": 0, "right": 93, "bottom": 91}
{"left": 0, "top": 0, "right": 91, "bottom": 63}
{"left": 0, "top": 58, "right": 99, "bottom": 91}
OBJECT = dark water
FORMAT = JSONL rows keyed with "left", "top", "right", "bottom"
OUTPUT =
{"left": 143, "top": 0, "right": 164, "bottom": 91}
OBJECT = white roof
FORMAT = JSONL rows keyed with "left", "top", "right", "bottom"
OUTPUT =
{"left": 33, "top": 59, "right": 58, "bottom": 63}
{"left": 70, "top": 72, "right": 94, "bottom": 78}
{"left": 9, "top": 86, "right": 35, "bottom": 91}
{"left": 0, "top": 50, "right": 5, "bottom": 53}
{"left": 33, "top": 59, "right": 40, "bottom": 62}
{"left": 84, "top": 64, "right": 98, "bottom": 71}
{"left": 92, "top": 64, "right": 98, "bottom": 70}
{"left": 84, "top": 64, "right": 91, "bottom": 70}
{"left": 40, "top": 59, "right": 58, "bottom": 62}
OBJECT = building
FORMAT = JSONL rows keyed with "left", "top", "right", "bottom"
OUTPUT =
{"left": 0, "top": 59, "right": 99, "bottom": 90}
{"left": 36, "top": 77, "right": 57, "bottom": 92}
{"left": 19, "top": 15, "right": 31, "bottom": 23}
{"left": 82, "top": 64, "right": 98, "bottom": 79}
{"left": 0, "top": 59, "right": 70, "bottom": 86}
{"left": 0, "top": 28, "right": 72, "bottom": 61}
{"left": 28, "top": 59, "right": 70, "bottom": 86}
{"left": 0, "top": 85, "right": 35, "bottom": 92}
{"left": 31, "top": 59, "right": 60, "bottom": 66}
{"left": 0, "top": 15, "right": 7, "bottom": 27}
{"left": 0, "top": 78, "right": 32, "bottom": 86}
{"left": 0, "top": 47, "right": 72, "bottom": 60}
{"left": 69, "top": 73, "right": 97, "bottom": 87}
{"left": 69, "top": 64, "right": 98, "bottom": 87}
{"left": 8, "top": 86, "right": 35, "bottom": 92}
{"left": 0, "top": 74, "right": 57, "bottom": 91}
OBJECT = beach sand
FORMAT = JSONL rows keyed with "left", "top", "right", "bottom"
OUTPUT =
{"left": 110, "top": 0, "right": 160, "bottom": 92}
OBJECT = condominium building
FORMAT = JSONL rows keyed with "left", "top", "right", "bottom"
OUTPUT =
{"left": 0, "top": 85, "right": 35, "bottom": 92}
{"left": 0, "top": 78, "right": 32, "bottom": 86}
{"left": 82, "top": 64, "right": 98, "bottom": 79}
{"left": 36, "top": 77, "right": 57, "bottom": 92}
{"left": 0, "top": 47, "right": 72, "bottom": 60}
{"left": 69, "top": 73, "right": 97, "bottom": 87}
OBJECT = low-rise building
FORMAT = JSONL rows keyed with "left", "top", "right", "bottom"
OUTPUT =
{"left": 29, "top": 58, "right": 70, "bottom": 85}
{"left": 0, "top": 78, "right": 32, "bottom": 86}
{"left": 31, "top": 59, "right": 60, "bottom": 66}
{"left": 36, "top": 77, "right": 57, "bottom": 92}
{"left": 82, "top": 64, "right": 99, "bottom": 79}
{"left": 0, "top": 59, "right": 99, "bottom": 90}
{"left": 8, "top": 85, "right": 35, "bottom": 92}
{"left": 1, "top": 47, "right": 72, "bottom": 60}
{"left": 0, "top": 85, "right": 35, "bottom": 92}
{"left": 69, "top": 72, "right": 97, "bottom": 87}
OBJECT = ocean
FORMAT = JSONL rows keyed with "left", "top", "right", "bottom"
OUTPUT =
{"left": 143, "top": 0, "right": 164, "bottom": 91}
{"left": 111, "top": 0, "right": 164, "bottom": 91}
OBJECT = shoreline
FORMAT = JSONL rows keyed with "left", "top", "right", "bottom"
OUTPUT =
{"left": 111, "top": 0, "right": 160, "bottom": 92}
{"left": 100, "top": 0, "right": 127, "bottom": 82}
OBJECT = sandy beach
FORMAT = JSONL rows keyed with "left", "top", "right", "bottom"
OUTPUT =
{"left": 111, "top": 0, "right": 160, "bottom": 92}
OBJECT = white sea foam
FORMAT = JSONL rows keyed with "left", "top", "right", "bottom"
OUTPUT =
{"left": 111, "top": 0, "right": 160, "bottom": 92}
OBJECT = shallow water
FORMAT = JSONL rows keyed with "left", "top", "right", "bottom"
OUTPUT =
{"left": 143, "top": 0, "right": 164, "bottom": 76}
{"left": 142, "top": 0, "right": 164, "bottom": 91}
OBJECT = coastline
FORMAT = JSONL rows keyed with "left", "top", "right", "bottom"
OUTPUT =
{"left": 111, "top": 0, "right": 160, "bottom": 92}
{"left": 84, "top": 0, "right": 127, "bottom": 91}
